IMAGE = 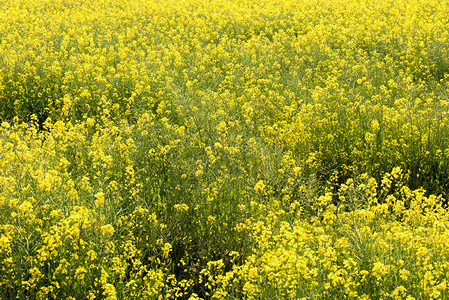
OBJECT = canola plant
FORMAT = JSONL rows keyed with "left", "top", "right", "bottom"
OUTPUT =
{"left": 1, "top": 0, "right": 449, "bottom": 299}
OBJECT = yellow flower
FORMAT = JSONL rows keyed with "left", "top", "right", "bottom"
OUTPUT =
{"left": 391, "top": 286, "right": 407, "bottom": 299}
{"left": 102, "top": 283, "right": 117, "bottom": 300}
{"left": 254, "top": 180, "right": 266, "bottom": 193}
{"left": 95, "top": 192, "right": 105, "bottom": 207}
{"left": 18, "top": 200, "right": 33, "bottom": 214}
{"left": 399, "top": 269, "right": 410, "bottom": 281}
{"left": 162, "top": 243, "right": 172, "bottom": 258}
{"left": 101, "top": 224, "right": 115, "bottom": 237}
{"left": 0, "top": 234, "right": 11, "bottom": 253}
{"left": 75, "top": 267, "right": 87, "bottom": 281}
{"left": 174, "top": 203, "right": 189, "bottom": 212}
{"left": 371, "top": 119, "right": 380, "bottom": 132}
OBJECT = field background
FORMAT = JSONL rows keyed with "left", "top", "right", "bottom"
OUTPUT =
{"left": 1, "top": 0, "right": 449, "bottom": 299}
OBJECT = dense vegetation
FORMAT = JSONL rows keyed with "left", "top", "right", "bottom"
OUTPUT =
{"left": 1, "top": 0, "right": 449, "bottom": 298}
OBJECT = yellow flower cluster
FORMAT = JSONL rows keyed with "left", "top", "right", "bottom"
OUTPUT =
{"left": 204, "top": 174, "right": 449, "bottom": 299}
{"left": 1, "top": 0, "right": 449, "bottom": 298}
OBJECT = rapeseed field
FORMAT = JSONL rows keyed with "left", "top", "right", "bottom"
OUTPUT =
{"left": 1, "top": 0, "right": 449, "bottom": 298}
